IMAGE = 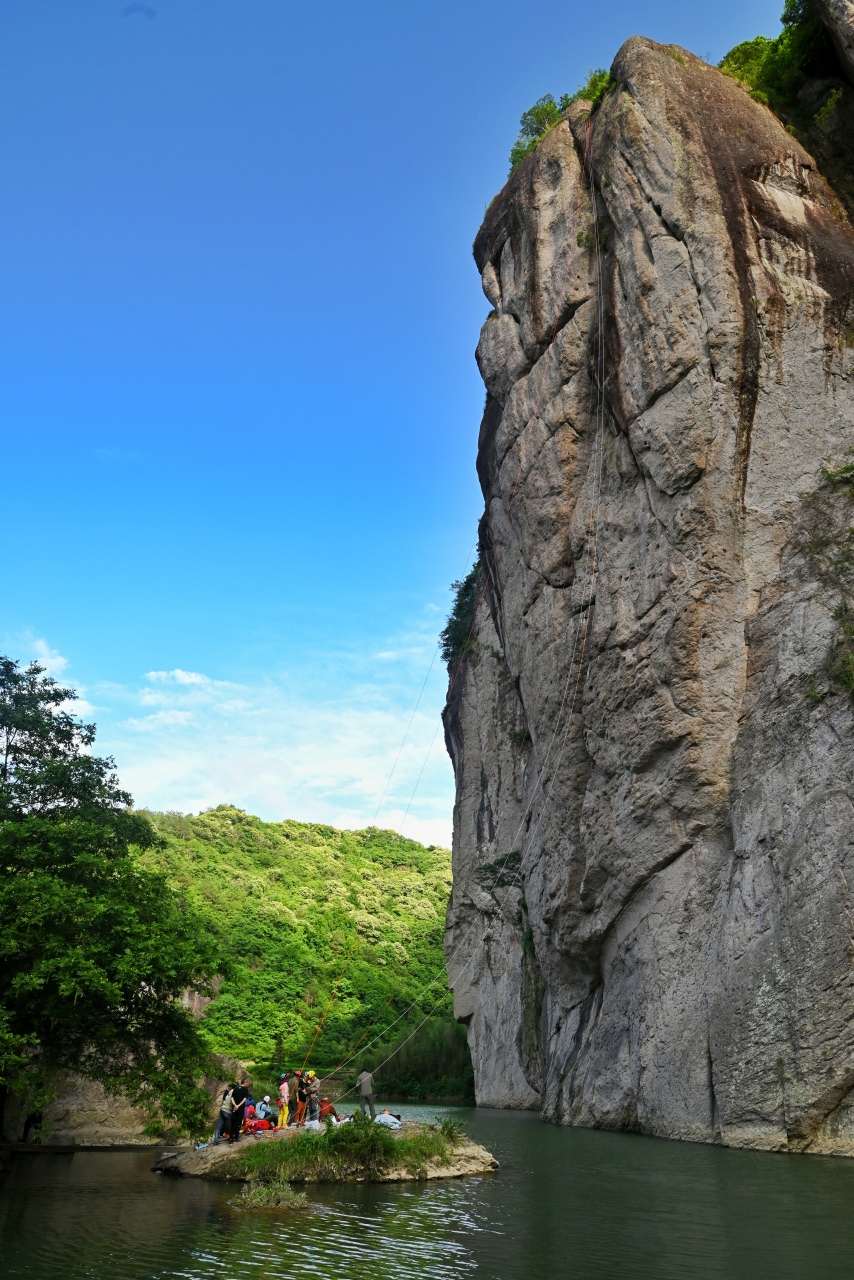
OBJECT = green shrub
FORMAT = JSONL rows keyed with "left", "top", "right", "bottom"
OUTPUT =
{"left": 231, "top": 1177, "right": 307, "bottom": 1212}
{"left": 440, "top": 558, "right": 483, "bottom": 665}
{"left": 437, "top": 1117, "right": 466, "bottom": 1144}
{"left": 719, "top": 0, "right": 837, "bottom": 117}
{"left": 507, "top": 71, "right": 614, "bottom": 173}
{"left": 474, "top": 848, "right": 522, "bottom": 889}
{"left": 816, "top": 86, "right": 844, "bottom": 122}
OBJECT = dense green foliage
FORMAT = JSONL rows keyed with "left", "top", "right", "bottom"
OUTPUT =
{"left": 358, "top": 1018, "right": 473, "bottom": 1099}
{"left": 140, "top": 807, "right": 470, "bottom": 1096}
{"left": 0, "top": 658, "right": 221, "bottom": 1136}
{"left": 508, "top": 70, "right": 613, "bottom": 172}
{"left": 719, "top": 0, "right": 840, "bottom": 117}
{"left": 0, "top": 657, "right": 130, "bottom": 820}
{"left": 231, "top": 1115, "right": 463, "bottom": 1182}
{"left": 439, "top": 558, "right": 482, "bottom": 666}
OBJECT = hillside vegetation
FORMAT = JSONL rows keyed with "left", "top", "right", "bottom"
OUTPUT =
{"left": 138, "top": 807, "right": 473, "bottom": 1099}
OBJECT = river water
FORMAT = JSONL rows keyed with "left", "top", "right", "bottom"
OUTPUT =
{"left": 3, "top": 1104, "right": 854, "bottom": 1279}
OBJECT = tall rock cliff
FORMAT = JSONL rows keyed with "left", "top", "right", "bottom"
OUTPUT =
{"left": 444, "top": 35, "right": 854, "bottom": 1153}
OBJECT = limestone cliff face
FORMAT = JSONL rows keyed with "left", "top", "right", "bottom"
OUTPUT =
{"left": 444, "top": 36, "right": 854, "bottom": 1153}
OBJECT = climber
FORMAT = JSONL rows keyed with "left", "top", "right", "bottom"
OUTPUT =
{"left": 306, "top": 1069, "right": 320, "bottom": 1121}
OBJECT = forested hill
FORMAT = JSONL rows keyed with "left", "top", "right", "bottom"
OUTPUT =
{"left": 138, "top": 806, "right": 472, "bottom": 1097}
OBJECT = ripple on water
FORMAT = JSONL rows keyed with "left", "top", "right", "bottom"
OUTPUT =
{"left": 7, "top": 1105, "right": 854, "bottom": 1280}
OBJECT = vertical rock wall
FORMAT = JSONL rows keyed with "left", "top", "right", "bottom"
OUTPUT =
{"left": 444, "top": 37, "right": 854, "bottom": 1153}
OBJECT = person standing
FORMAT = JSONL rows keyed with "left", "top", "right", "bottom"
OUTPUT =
{"left": 277, "top": 1072, "right": 290, "bottom": 1128}
{"left": 228, "top": 1075, "right": 251, "bottom": 1142}
{"left": 291, "top": 1070, "right": 307, "bottom": 1126}
{"left": 306, "top": 1069, "right": 320, "bottom": 1121}
{"left": 287, "top": 1072, "right": 300, "bottom": 1126}
{"left": 356, "top": 1066, "right": 375, "bottom": 1120}
{"left": 214, "top": 1085, "right": 235, "bottom": 1143}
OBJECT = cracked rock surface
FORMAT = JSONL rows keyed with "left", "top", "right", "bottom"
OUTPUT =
{"left": 443, "top": 38, "right": 854, "bottom": 1153}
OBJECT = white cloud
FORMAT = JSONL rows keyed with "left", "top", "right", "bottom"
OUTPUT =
{"left": 94, "top": 655, "right": 455, "bottom": 848}
{"left": 146, "top": 668, "right": 230, "bottom": 687}
{"left": 3, "top": 620, "right": 456, "bottom": 848}
{"left": 121, "top": 710, "right": 194, "bottom": 731}
{"left": 28, "top": 637, "right": 69, "bottom": 676}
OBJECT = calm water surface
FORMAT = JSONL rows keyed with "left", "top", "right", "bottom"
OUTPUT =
{"left": 2, "top": 1104, "right": 854, "bottom": 1279}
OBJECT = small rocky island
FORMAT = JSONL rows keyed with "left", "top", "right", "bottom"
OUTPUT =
{"left": 153, "top": 1121, "right": 499, "bottom": 1184}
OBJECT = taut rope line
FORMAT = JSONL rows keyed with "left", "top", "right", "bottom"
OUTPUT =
{"left": 321, "top": 119, "right": 610, "bottom": 1096}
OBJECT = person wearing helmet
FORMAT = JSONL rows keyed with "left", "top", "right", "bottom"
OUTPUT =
{"left": 306, "top": 1069, "right": 320, "bottom": 1122}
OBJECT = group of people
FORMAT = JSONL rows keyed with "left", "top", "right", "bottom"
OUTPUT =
{"left": 213, "top": 1070, "right": 342, "bottom": 1144}
{"left": 276, "top": 1068, "right": 342, "bottom": 1128}
{"left": 212, "top": 1066, "right": 388, "bottom": 1144}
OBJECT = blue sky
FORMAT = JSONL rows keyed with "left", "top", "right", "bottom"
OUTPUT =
{"left": 1, "top": 0, "right": 782, "bottom": 846}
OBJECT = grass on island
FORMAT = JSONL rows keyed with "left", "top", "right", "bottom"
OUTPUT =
{"left": 231, "top": 1178, "right": 308, "bottom": 1212}
{"left": 230, "top": 1117, "right": 466, "bottom": 1183}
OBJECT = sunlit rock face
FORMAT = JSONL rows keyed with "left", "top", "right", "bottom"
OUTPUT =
{"left": 444, "top": 36, "right": 854, "bottom": 1153}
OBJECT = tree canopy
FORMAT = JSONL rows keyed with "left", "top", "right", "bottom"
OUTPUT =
{"left": 0, "top": 657, "right": 222, "bottom": 1138}
{"left": 0, "top": 657, "right": 129, "bottom": 820}
{"left": 507, "top": 70, "right": 613, "bottom": 172}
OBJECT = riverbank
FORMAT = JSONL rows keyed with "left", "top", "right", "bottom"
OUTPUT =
{"left": 153, "top": 1119, "right": 498, "bottom": 1183}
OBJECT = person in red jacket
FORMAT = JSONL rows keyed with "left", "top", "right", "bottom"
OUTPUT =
{"left": 319, "top": 1097, "right": 340, "bottom": 1122}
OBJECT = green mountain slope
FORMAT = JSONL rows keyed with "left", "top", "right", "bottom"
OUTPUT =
{"left": 138, "top": 806, "right": 472, "bottom": 1098}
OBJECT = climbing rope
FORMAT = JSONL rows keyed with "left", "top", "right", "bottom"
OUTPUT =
{"left": 300, "top": 931, "right": 360, "bottom": 1071}
{"left": 309, "top": 117, "right": 608, "bottom": 1091}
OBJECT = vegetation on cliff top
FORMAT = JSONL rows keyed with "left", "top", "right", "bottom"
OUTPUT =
{"left": 440, "top": 557, "right": 483, "bottom": 667}
{"left": 719, "top": 0, "right": 843, "bottom": 121}
{"left": 140, "top": 807, "right": 473, "bottom": 1099}
{"left": 508, "top": 70, "right": 613, "bottom": 172}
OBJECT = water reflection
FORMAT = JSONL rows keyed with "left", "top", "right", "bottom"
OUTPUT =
{"left": 3, "top": 1105, "right": 854, "bottom": 1278}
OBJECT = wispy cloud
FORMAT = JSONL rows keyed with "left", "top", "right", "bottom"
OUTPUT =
{"left": 2, "top": 624, "right": 455, "bottom": 848}
{"left": 30, "top": 637, "right": 69, "bottom": 676}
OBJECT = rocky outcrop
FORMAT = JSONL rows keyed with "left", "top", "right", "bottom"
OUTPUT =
{"left": 3, "top": 1055, "right": 243, "bottom": 1147}
{"left": 154, "top": 1124, "right": 500, "bottom": 1181}
{"left": 813, "top": 0, "right": 854, "bottom": 85}
{"left": 444, "top": 36, "right": 854, "bottom": 1153}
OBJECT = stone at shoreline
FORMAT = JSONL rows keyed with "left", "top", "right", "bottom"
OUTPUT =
{"left": 2, "top": 1054, "right": 245, "bottom": 1147}
{"left": 152, "top": 1122, "right": 499, "bottom": 1183}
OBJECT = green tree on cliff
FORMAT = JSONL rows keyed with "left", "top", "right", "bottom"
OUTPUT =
{"left": 0, "top": 657, "right": 222, "bottom": 1138}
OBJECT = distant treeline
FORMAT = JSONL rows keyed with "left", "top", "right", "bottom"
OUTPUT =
{"left": 140, "top": 807, "right": 472, "bottom": 1099}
